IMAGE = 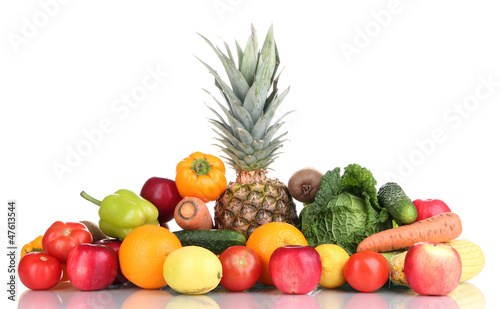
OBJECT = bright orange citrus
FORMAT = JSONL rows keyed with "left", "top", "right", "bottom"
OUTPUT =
{"left": 119, "top": 225, "right": 182, "bottom": 289}
{"left": 246, "top": 222, "right": 308, "bottom": 286}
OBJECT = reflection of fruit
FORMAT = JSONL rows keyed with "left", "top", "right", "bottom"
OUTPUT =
{"left": 408, "top": 295, "right": 459, "bottom": 309}
{"left": 315, "top": 244, "right": 350, "bottom": 288}
{"left": 218, "top": 292, "right": 259, "bottom": 309}
{"left": 163, "top": 246, "right": 222, "bottom": 294}
{"left": 314, "top": 289, "right": 352, "bottom": 309}
{"left": 448, "top": 282, "right": 486, "bottom": 309}
{"left": 165, "top": 295, "right": 220, "bottom": 309}
{"left": 273, "top": 294, "right": 321, "bottom": 309}
{"left": 66, "top": 290, "right": 117, "bottom": 309}
{"left": 121, "top": 289, "right": 173, "bottom": 309}
{"left": 18, "top": 289, "right": 63, "bottom": 309}
{"left": 119, "top": 225, "right": 182, "bottom": 289}
{"left": 269, "top": 245, "right": 322, "bottom": 294}
{"left": 386, "top": 287, "right": 418, "bottom": 309}
{"left": 66, "top": 244, "right": 118, "bottom": 291}
{"left": 344, "top": 293, "right": 389, "bottom": 309}
{"left": 246, "top": 222, "right": 308, "bottom": 286}
{"left": 405, "top": 241, "right": 461, "bottom": 295}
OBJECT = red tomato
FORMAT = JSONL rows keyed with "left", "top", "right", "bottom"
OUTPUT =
{"left": 219, "top": 246, "right": 262, "bottom": 292}
{"left": 18, "top": 253, "right": 63, "bottom": 290}
{"left": 42, "top": 221, "right": 92, "bottom": 264}
{"left": 343, "top": 251, "right": 389, "bottom": 292}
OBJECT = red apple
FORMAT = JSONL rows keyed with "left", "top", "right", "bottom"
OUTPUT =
{"left": 140, "top": 177, "right": 183, "bottom": 224}
{"left": 269, "top": 245, "right": 322, "bottom": 294}
{"left": 67, "top": 243, "right": 118, "bottom": 291}
{"left": 404, "top": 241, "right": 462, "bottom": 295}
{"left": 413, "top": 199, "right": 451, "bottom": 221}
{"left": 94, "top": 239, "right": 128, "bottom": 285}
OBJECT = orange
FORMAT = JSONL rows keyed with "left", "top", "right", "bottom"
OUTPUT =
{"left": 246, "top": 222, "right": 308, "bottom": 286}
{"left": 119, "top": 225, "right": 182, "bottom": 289}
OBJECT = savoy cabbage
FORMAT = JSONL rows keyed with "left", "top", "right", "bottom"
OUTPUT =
{"left": 299, "top": 164, "right": 392, "bottom": 255}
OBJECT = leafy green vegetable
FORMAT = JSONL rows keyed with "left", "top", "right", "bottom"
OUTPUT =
{"left": 299, "top": 164, "right": 392, "bottom": 255}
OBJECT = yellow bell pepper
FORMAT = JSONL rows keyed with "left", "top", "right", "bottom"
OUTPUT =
{"left": 20, "top": 235, "right": 44, "bottom": 259}
{"left": 175, "top": 152, "right": 227, "bottom": 202}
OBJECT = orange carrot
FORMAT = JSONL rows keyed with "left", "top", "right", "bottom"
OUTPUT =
{"left": 357, "top": 212, "right": 462, "bottom": 253}
{"left": 174, "top": 197, "right": 213, "bottom": 230}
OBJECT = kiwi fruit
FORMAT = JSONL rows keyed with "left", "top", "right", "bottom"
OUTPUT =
{"left": 288, "top": 167, "right": 323, "bottom": 204}
{"left": 80, "top": 220, "right": 108, "bottom": 242}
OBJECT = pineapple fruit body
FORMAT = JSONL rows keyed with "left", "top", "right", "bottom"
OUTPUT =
{"left": 215, "top": 171, "right": 298, "bottom": 238}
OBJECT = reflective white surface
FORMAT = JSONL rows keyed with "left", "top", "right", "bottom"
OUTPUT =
{"left": 16, "top": 280, "right": 486, "bottom": 309}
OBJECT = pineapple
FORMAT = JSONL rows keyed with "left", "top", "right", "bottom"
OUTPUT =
{"left": 198, "top": 25, "right": 299, "bottom": 238}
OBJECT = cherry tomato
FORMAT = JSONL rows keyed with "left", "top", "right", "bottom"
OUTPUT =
{"left": 343, "top": 251, "right": 389, "bottom": 292}
{"left": 18, "top": 253, "right": 63, "bottom": 290}
{"left": 42, "top": 221, "right": 92, "bottom": 264}
{"left": 219, "top": 246, "right": 262, "bottom": 292}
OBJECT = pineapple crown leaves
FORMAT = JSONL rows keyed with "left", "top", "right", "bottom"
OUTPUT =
{"left": 197, "top": 24, "right": 290, "bottom": 171}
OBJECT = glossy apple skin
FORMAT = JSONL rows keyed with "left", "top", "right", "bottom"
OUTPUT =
{"left": 413, "top": 199, "right": 452, "bottom": 221}
{"left": 94, "top": 239, "right": 128, "bottom": 285}
{"left": 404, "top": 241, "right": 462, "bottom": 295}
{"left": 140, "top": 177, "right": 183, "bottom": 224}
{"left": 67, "top": 244, "right": 118, "bottom": 291}
{"left": 269, "top": 245, "right": 322, "bottom": 294}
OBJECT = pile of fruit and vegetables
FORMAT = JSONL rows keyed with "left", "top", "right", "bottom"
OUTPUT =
{"left": 18, "top": 25, "right": 485, "bottom": 300}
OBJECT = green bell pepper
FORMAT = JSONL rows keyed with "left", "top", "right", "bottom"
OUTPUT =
{"left": 80, "top": 189, "right": 159, "bottom": 240}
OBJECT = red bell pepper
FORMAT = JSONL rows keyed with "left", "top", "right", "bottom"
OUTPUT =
{"left": 42, "top": 221, "right": 92, "bottom": 264}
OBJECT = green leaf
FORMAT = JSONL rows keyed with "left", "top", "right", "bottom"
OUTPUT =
{"left": 251, "top": 139, "right": 264, "bottom": 150}
{"left": 235, "top": 40, "right": 244, "bottom": 69}
{"left": 235, "top": 127, "right": 253, "bottom": 144}
{"left": 263, "top": 86, "right": 290, "bottom": 128}
{"left": 209, "top": 120, "right": 238, "bottom": 145}
{"left": 197, "top": 56, "right": 240, "bottom": 104}
{"left": 240, "top": 24, "right": 259, "bottom": 85}
{"left": 224, "top": 41, "right": 235, "bottom": 65}
{"left": 198, "top": 34, "right": 250, "bottom": 102}
{"left": 238, "top": 143, "right": 254, "bottom": 155}
{"left": 254, "top": 26, "right": 276, "bottom": 91}
{"left": 339, "top": 164, "right": 380, "bottom": 209}
{"left": 262, "top": 122, "right": 285, "bottom": 147}
{"left": 243, "top": 79, "right": 270, "bottom": 123}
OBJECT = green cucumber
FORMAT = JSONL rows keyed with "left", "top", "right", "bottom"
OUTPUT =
{"left": 377, "top": 182, "right": 418, "bottom": 225}
{"left": 173, "top": 229, "right": 246, "bottom": 255}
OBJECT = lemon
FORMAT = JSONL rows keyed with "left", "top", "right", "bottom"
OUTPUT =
{"left": 315, "top": 244, "right": 350, "bottom": 288}
{"left": 163, "top": 246, "right": 222, "bottom": 295}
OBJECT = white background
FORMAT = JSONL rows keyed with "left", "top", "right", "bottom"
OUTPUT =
{"left": 1, "top": 0, "right": 499, "bottom": 307}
